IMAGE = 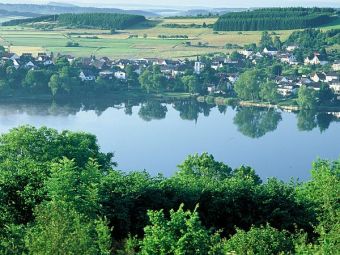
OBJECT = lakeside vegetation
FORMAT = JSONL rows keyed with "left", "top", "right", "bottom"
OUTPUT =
{"left": 0, "top": 125, "right": 338, "bottom": 254}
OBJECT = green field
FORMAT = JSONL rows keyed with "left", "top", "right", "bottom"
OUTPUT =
{"left": 0, "top": 17, "right": 338, "bottom": 59}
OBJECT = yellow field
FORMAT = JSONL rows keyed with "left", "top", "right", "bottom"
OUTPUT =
{"left": 0, "top": 17, "right": 337, "bottom": 59}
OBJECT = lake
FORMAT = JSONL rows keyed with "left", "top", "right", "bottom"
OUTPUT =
{"left": 0, "top": 97, "right": 339, "bottom": 181}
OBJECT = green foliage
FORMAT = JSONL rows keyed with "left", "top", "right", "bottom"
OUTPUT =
{"left": 234, "top": 70, "right": 260, "bottom": 100}
{"left": 139, "top": 204, "right": 222, "bottom": 255}
{"left": 233, "top": 107, "right": 282, "bottom": 138}
{"left": 58, "top": 13, "right": 146, "bottom": 29}
{"left": 214, "top": 8, "right": 336, "bottom": 31}
{"left": 297, "top": 85, "right": 317, "bottom": 109}
{"left": 176, "top": 153, "right": 232, "bottom": 181}
{"left": 224, "top": 225, "right": 294, "bottom": 254}
{"left": 260, "top": 81, "right": 280, "bottom": 103}
{"left": 139, "top": 66, "right": 167, "bottom": 93}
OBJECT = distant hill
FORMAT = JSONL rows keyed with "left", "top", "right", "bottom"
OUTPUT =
{"left": 214, "top": 7, "right": 337, "bottom": 31}
{"left": 2, "top": 13, "right": 147, "bottom": 30}
{"left": 0, "top": 3, "right": 158, "bottom": 17}
{"left": 0, "top": 9, "right": 41, "bottom": 18}
{"left": 47, "top": 2, "right": 78, "bottom": 8}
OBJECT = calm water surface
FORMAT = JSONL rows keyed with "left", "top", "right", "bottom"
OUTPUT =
{"left": 0, "top": 98, "right": 339, "bottom": 181}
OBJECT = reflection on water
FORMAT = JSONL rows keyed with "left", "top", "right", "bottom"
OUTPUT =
{"left": 0, "top": 97, "right": 339, "bottom": 180}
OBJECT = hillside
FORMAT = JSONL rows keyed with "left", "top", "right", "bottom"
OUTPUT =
{"left": 214, "top": 7, "right": 337, "bottom": 31}
{"left": 0, "top": 3, "right": 157, "bottom": 17}
{"left": 2, "top": 13, "right": 147, "bottom": 30}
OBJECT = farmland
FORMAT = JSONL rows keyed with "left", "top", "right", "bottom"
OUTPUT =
{"left": 0, "top": 17, "right": 338, "bottom": 59}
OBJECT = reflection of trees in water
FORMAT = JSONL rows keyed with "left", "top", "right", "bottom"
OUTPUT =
{"left": 173, "top": 100, "right": 215, "bottom": 121}
{"left": 233, "top": 107, "right": 282, "bottom": 138}
{"left": 297, "top": 110, "right": 338, "bottom": 132}
{"left": 0, "top": 98, "right": 339, "bottom": 134}
{"left": 138, "top": 101, "right": 168, "bottom": 122}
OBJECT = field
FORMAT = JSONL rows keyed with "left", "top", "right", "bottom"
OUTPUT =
{"left": 0, "top": 17, "right": 338, "bottom": 59}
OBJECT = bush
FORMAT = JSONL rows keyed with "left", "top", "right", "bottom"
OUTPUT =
{"left": 224, "top": 225, "right": 294, "bottom": 254}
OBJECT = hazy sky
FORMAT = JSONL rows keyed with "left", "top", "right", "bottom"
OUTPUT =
{"left": 0, "top": 0, "right": 339, "bottom": 9}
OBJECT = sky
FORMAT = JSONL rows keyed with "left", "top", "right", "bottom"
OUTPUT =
{"left": 0, "top": 0, "right": 339, "bottom": 9}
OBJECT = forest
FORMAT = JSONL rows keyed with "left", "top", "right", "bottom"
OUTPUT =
{"left": 0, "top": 126, "right": 338, "bottom": 254}
{"left": 2, "top": 13, "right": 146, "bottom": 30}
{"left": 213, "top": 7, "right": 337, "bottom": 31}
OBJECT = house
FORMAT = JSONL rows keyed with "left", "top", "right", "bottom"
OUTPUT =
{"left": 194, "top": 61, "right": 204, "bottom": 74}
{"left": 263, "top": 47, "right": 278, "bottom": 55}
{"left": 296, "top": 77, "right": 312, "bottom": 87}
{"left": 240, "top": 49, "right": 253, "bottom": 58}
{"left": 114, "top": 71, "right": 126, "bottom": 80}
{"left": 79, "top": 70, "right": 96, "bottom": 81}
{"left": 329, "top": 79, "right": 340, "bottom": 95}
{"left": 280, "top": 54, "right": 298, "bottom": 65}
{"left": 332, "top": 60, "right": 340, "bottom": 71}
{"left": 308, "top": 82, "right": 322, "bottom": 91}
{"left": 277, "top": 83, "right": 298, "bottom": 96}
{"left": 311, "top": 72, "right": 326, "bottom": 83}
{"left": 227, "top": 74, "right": 239, "bottom": 84}
{"left": 24, "top": 61, "right": 36, "bottom": 69}
{"left": 324, "top": 72, "right": 339, "bottom": 83}
{"left": 304, "top": 54, "right": 328, "bottom": 66}
{"left": 99, "top": 70, "right": 114, "bottom": 79}
{"left": 286, "top": 45, "right": 298, "bottom": 52}
{"left": 12, "top": 59, "right": 20, "bottom": 69}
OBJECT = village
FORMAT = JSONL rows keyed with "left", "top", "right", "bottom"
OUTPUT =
{"left": 1, "top": 43, "right": 340, "bottom": 101}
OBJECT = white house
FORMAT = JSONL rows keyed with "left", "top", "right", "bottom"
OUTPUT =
{"left": 263, "top": 47, "right": 278, "bottom": 56}
{"left": 280, "top": 54, "right": 298, "bottom": 65}
{"left": 324, "top": 72, "right": 339, "bottom": 83}
{"left": 304, "top": 55, "right": 328, "bottom": 66}
{"left": 194, "top": 61, "right": 204, "bottom": 74}
{"left": 12, "top": 59, "right": 20, "bottom": 69}
{"left": 114, "top": 71, "right": 126, "bottom": 80}
{"left": 286, "top": 45, "right": 298, "bottom": 52}
{"left": 277, "top": 83, "right": 298, "bottom": 97}
{"left": 311, "top": 72, "right": 326, "bottom": 83}
{"left": 330, "top": 80, "right": 340, "bottom": 95}
{"left": 240, "top": 49, "right": 253, "bottom": 58}
{"left": 332, "top": 60, "right": 340, "bottom": 71}
{"left": 79, "top": 70, "right": 96, "bottom": 81}
{"left": 24, "top": 61, "right": 36, "bottom": 69}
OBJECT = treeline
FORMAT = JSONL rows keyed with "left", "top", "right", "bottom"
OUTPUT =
{"left": 58, "top": 13, "right": 146, "bottom": 29}
{"left": 1, "top": 13, "right": 146, "bottom": 30}
{"left": 1, "top": 15, "right": 58, "bottom": 26}
{"left": 0, "top": 126, "right": 338, "bottom": 254}
{"left": 214, "top": 7, "right": 336, "bottom": 31}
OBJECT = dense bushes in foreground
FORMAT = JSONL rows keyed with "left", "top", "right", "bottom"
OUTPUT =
{"left": 0, "top": 126, "right": 339, "bottom": 254}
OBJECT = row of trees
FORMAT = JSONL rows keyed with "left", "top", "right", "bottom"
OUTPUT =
{"left": 214, "top": 7, "right": 336, "bottom": 31}
{"left": 58, "top": 13, "right": 146, "bottom": 29}
{"left": 2, "top": 13, "right": 146, "bottom": 30}
{"left": 0, "top": 126, "right": 338, "bottom": 254}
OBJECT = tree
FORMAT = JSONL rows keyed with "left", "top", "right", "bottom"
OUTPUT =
{"left": 139, "top": 204, "right": 223, "bottom": 255}
{"left": 48, "top": 74, "right": 60, "bottom": 96}
{"left": 181, "top": 75, "right": 200, "bottom": 94}
{"left": 317, "top": 84, "right": 335, "bottom": 105}
{"left": 260, "top": 81, "right": 280, "bottom": 103}
{"left": 273, "top": 36, "right": 282, "bottom": 50}
{"left": 224, "top": 225, "right": 294, "bottom": 254}
{"left": 176, "top": 153, "right": 232, "bottom": 181}
{"left": 271, "top": 64, "right": 283, "bottom": 76}
{"left": 259, "top": 31, "right": 273, "bottom": 49}
{"left": 297, "top": 85, "right": 317, "bottom": 109}
{"left": 234, "top": 70, "right": 260, "bottom": 100}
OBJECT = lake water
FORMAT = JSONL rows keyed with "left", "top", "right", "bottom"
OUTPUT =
{"left": 0, "top": 98, "right": 339, "bottom": 181}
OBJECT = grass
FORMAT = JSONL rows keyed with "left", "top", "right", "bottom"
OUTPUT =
{"left": 0, "top": 17, "right": 339, "bottom": 59}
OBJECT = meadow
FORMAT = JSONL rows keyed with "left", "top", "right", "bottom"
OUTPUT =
{"left": 0, "top": 17, "right": 339, "bottom": 59}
